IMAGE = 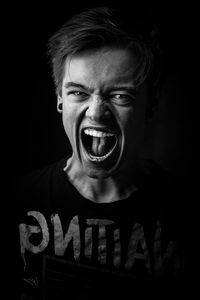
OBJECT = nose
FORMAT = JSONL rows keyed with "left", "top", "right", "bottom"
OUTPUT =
{"left": 85, "top": 96, "right": 111, "bottom": 121}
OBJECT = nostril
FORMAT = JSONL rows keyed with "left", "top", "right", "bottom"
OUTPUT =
{"left": 85, "top": 100, "right": 111, "bottom": 120}
{"left": 104, "top": 109, "right": 111, "bottom": 118}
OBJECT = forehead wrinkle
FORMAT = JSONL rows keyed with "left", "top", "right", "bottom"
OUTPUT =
{"left": 83, "top": 61, "right": 137, "bottom": 92}
{"left": 64, "top": 70, "right": 137, "bottom": 94}
{"left": 84, "top": 62, "right": 138, "bottom": 93}
{"left": 92, "top": 73, "right": 138, "bottom": 93}
{"left": 63, "top": 49, "right": 138, "bottom": 93}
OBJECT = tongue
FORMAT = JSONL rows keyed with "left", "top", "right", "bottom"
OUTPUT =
{"left": 91, "top": 137, "right": 107, "bottom": 156}
{"left": 91, "top": 137, "right": 99, "bottom": 155}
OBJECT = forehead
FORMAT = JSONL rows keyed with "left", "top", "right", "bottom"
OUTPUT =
{"left": 63, "top": 48, "right": 139, "bottom": 90}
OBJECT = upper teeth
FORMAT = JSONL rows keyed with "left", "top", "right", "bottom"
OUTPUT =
{"left": 84, "top": 129, "right": 115, "bottom": 137}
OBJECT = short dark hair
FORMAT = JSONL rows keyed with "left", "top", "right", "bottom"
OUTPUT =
{"left": 48, "top": 7, "right": 160, "bottom": 95}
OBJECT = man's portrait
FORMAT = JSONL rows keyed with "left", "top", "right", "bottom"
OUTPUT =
{"left": 8, "top": 2, "right": 192, "bottom": 299}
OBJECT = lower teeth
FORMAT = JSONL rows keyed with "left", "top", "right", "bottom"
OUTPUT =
{"left": 88, "top": 143, "right": 117, "bottom": 161}
{"left": 82, "top": 131, "right": 118, "bottom": 161}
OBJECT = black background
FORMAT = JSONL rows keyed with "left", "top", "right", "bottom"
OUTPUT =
{"left": 3, "top": 2, "right": 194, "bottom": 298}
{"left": 5, "top": 1, "right": 191, "bottom": 176}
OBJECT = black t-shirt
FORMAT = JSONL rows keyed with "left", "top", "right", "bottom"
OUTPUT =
{"left": 14, "top": 158, "right": 190, "bottom": 299}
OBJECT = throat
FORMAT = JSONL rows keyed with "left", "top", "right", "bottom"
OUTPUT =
{"left": 89, "top": 136, "right": 116, "bottom": 156}
{"left": 64, "top": 157, "right": 138, "bottom": 203}
{"left": 91, "top": 137, "right": 107, "bottom": 156}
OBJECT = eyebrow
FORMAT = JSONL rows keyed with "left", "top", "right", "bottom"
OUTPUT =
{"left": 109, "top": 86, "right": 138, "bottom": 94}
{"left": 64, "top": 82, "right": 87, "bottom": 90}
{"left": 64, "top": 82, "right": 138, "bottom": 94}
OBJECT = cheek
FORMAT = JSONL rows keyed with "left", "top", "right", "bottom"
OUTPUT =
{"left": 118, "top": 107, "right": 145, "bottom": 138}
{"left": 117, "top": 107, "right": 135, "bottom": 131}
{"left": 62, "top": 104, "right": 76, "bottom": 136}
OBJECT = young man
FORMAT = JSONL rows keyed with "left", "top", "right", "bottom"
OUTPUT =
{"left": 16, "top": 7, "right": 190, "bottom": 299}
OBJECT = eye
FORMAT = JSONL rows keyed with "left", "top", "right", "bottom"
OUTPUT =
{"left": 67, "top": 91, "right": 86, "bottom": 96}
{"left": 109, "top": 94, "right": 135, "bottom": 106}
{"left": 66, "top": 90, "right": 89, "bottom": 101}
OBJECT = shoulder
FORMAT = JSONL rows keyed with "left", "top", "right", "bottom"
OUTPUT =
{"left": 140, "top": 159, "right": 188, "bottom": 217}
{"left": 150, "top": 161, "right": 190, "bottom": 232}
{"left": 19, "top": 158, "right": 66, "bottom": 185}
{"left": 144, "top": 159, "right": 186, "bottom": 194}
{"left": 14, "top": 158, "right": 68, "bottom": 205}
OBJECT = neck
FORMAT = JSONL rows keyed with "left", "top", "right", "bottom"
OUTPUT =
{"left": 64, "top": 155, "right": 140, "bottom": 203}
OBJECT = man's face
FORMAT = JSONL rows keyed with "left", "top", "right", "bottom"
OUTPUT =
{"left": 60, "top": 47, "right": 149, "bottom": 178}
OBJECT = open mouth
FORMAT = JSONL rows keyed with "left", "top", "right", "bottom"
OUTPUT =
{"left": 81, "top": 128, "right": 118, "bottom": 162}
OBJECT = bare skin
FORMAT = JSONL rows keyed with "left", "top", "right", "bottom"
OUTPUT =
{"left": 58, "top": 47, "right": 149, "bottom": 203}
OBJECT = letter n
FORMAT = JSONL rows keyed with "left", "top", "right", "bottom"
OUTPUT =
{"left": 52, "top": 214, "right": 80, "bottom": 260}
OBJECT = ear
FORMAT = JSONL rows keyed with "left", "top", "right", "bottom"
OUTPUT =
{"left": 57, "top": 95, "right": 63, "bottom": 113}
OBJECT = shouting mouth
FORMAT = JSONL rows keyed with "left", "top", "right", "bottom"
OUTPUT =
{"left": 81, "top": 127, "right": 119, "bottom": 163}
